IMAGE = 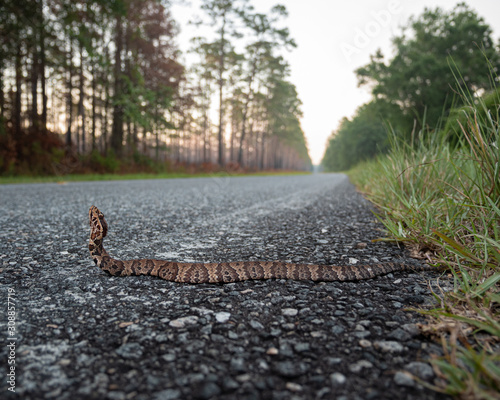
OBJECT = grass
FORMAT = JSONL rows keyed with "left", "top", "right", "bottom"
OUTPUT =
{"left": 348, "top": 88, "right": 499, "bottom": 398}
{"left": 0, "top": 170, "right": 310, "bottom": 185}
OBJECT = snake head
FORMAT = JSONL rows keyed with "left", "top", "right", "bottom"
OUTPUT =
{"left": 89, "top": 205, "right": 108, "bottom": 242}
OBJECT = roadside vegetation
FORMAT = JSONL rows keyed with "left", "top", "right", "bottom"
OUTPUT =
{"left": 349, "top": 84, "right": 499, "bottom": 399}
{"left": 321, "top": 4, "right": 500, "bottom": 399}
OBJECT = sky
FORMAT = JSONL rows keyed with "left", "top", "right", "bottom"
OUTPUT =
{"left": 171, "top": 0, "right": 500, "bottom": 165}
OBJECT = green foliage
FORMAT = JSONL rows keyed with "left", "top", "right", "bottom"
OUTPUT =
{"left": 89, "top": 150, "right": 121, "bottom": 173}
{"left": 323, "top": 3, "right": 500, "bottom": 172}
{"left": 131, "top": 151, "right": 171, "bottom": 173}
{"left": 321, "top": 100, "right": 396, "bottom": 171}
{"left": 267, "top": 79, "right": 301, "bottom": 137}
{"left": 264, "top": 73, "right": 311, "bottom": 167}
{"left": 355, "top": 3, "right": 499, "bottom": 136}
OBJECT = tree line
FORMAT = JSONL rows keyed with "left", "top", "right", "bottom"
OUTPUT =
{"left": 322, "top": 3, "right": 500, "bottom": 172}
{"left": 0, "top": 0, "right": 311, "bottom": 175}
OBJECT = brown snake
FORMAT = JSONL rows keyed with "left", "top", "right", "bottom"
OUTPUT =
{"left": 88, "top": 205, "right": 432, "bottom": 283}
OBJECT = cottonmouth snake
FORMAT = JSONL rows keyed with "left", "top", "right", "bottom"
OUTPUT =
{"left": 88, "top": 205, "right": 431, "bottom": 283}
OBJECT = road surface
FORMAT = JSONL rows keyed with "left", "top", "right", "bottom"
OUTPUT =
{"left": 0, "top": 174, "right": 449, "bottom": 399}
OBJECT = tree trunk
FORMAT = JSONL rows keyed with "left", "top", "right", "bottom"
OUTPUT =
{"left": 202, "top": 108, "right": 209, "bottom": 163}
{"left": 91, "top": 58, "right": 96, "bottom": 151}
{"left": 253, "top": 129, "right": 259, "bottom": 169}
{"left": 238, "top": 60, "right": 256, "bottom": 165}
{"left": 102, "top": 45, "right": 111, "bottom": 153}
{"left": 229, "top": 112, "right": 235, "bottom": 162}
{"left": 142, "top": 128, "right": 147, "bottom": 155}
{"left": 30, "top": 39, "right": 39, "bottom": 130}
{"left": 40, "top": 10, "right": 47, "bottom": 133}
{"left": 66, "top": 41, "right": 73, "bottom": 148}
{"left": 14, "top": 47, "right": 22, "bottom": 138}
{"left": 217, "top": 73, "right": 224, "bottom": 166}
{"left": 259, "top": 132, "right": 265, "bottom": 170}
{"left": 111, "top": 15, "right": 124, "bottom": 156}
{"left": 0, "top": 68, "right": 4, "bottom": 123}
{"left": 132, "top": 122, "right": 138, "bottom": 153}
{"left": 154, "top": 105, "right": 159, "bottom": 162}
{"left": 217, "top": 17, "right": 227, "bottom": 166}
{"left": 78, "top": 43, "right": 86, "bottom": 153}
{"left": 103, "top": 66, "right": 110, "bottom": 153}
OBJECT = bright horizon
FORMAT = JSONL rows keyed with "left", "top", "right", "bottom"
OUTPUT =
{"left": 172, "top": 0, "right": 500, "bottom": 165}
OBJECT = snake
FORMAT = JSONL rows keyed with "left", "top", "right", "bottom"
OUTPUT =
{"left": 88, "top": 205, "right": 432, "bottom": 283}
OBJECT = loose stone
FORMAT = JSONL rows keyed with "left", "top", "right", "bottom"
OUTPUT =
{"left": 348, "top": 360, "right": 373, "bottom": 373}
{"left": 285, "top": 382, "right": 303, "bottom": 392}
{"left": 406, "top": 361, "right": 434, "bottom": 380}
{"left": 282, "top": 308, "right": 298, "bottom": 316}
{"left": 266, "top": 347, "right": 279, "bottom": 355}
{"left": 394, "top": 371, "right": 416, "bottom": 387}
{"left": 215, "top": 312, "right": 231, "bottom": 323}
{"left": 193, "top": 382, "right": 221, "bottom": 399}
{"left": 330, "top": 372, "right": 347, "bottom": 385}
{"left": 273, "top": 361, "right": 309, "bottom": 378}
{"left": 374, "top": 340, "right": 404, "bottom": 353}
{"left": 115, "top": 343, "right": 143, "bottom": 360}
{"left": 169, "top": 316, "right": 199, "bottom": 328}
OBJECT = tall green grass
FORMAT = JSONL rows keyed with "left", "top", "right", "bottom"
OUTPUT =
{"left": 349, "top": 85, "right": 499, "bottom": 398}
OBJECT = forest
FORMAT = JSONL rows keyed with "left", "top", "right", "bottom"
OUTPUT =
{"left": 0, "top": 0, "right": 311, "bottom": 176}
{"left": 321, "top": 3, "right": 500, "bottom": 172}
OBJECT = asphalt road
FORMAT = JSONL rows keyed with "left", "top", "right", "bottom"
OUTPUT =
{"left": 0, "top": 174, "right": 449, "bottom": 399}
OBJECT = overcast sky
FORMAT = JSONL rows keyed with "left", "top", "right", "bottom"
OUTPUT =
{"left": 171, "top": 0, "right": 500, "bottom": 165}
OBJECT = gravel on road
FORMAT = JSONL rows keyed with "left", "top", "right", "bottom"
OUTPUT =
{"left": 0, "top": 174, "right": 450, "bottom": 399}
